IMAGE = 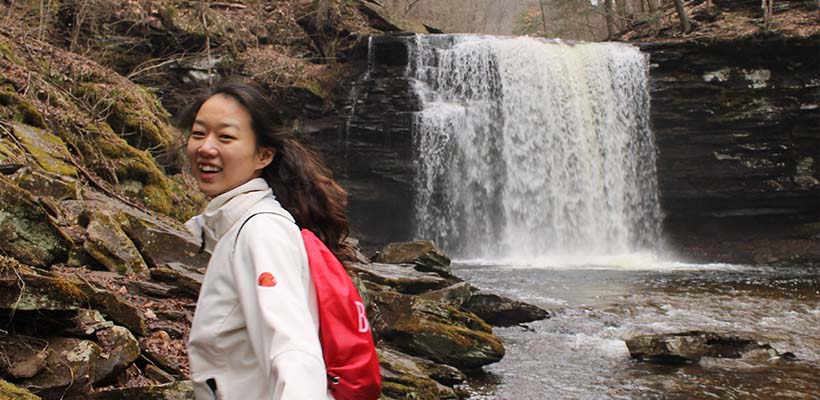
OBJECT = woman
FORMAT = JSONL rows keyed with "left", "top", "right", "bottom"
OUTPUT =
{"left": 180, "top": 79, "right": 352, "bottom": 400}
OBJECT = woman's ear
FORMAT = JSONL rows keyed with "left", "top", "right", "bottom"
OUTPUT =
{"left": 257, "top": 147, "right": 276, "bottom": 170}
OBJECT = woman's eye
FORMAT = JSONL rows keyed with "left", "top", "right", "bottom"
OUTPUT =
{"left": 190, "top": 130, "right": 205, "bottom": 138}
{"left": 219, "top": 134, "right": 235, "bottom": 141}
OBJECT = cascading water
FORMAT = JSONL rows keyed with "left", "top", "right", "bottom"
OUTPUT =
{"left": 411, "top": 35, "right": 662, "bottom": 260}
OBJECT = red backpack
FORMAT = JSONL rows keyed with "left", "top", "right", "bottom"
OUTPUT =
{"left": 301, "top": 229, "right": 382, "bottom": 400}
{"left": 238, "top": 213, "right": 382, "bottom": 400}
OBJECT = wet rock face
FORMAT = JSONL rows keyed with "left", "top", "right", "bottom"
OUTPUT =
{"left": 303, "top": 35, "right": 421, "bottom": 249}
{"left": 641, "top": 38, "right": 820, "bottom": 227}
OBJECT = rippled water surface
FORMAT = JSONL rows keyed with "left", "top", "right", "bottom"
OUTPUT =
{"left": 453, "top": 259, "right": 820, "bottom": 399}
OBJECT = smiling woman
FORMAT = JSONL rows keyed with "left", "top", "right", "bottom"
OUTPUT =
{"left": 175, "top": 79, "right": 355, "bottom": 400}
{"left": 186, "top": 93, "right": 274, "bottom": 197}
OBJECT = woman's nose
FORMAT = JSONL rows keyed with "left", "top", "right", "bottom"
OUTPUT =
{"left": 197, "top": 135, "right": 218, "bottom": 157}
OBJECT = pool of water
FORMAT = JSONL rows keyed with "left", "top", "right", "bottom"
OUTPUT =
{"left": 453, "top": 258, "right": 820, "bottom": 400}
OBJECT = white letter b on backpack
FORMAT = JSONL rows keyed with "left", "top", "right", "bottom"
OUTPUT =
{"left": 355, "top": 301, "right": 369, "bottom": 333}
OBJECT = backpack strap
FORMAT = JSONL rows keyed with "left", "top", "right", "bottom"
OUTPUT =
{"left": 232, "top": 211, "right": 297, "bottom": 256}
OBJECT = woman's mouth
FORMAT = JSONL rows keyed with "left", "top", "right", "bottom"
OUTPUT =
{"left": 198, "top": 164, "right": 222, "bottom": 181}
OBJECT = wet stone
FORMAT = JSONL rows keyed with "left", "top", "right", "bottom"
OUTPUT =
{"left": 349, "top": 262, "right": 452, "bottom": 294}
{"left": 625, "top": 331, "right": 778, "bottom": 364}
{"left": 420, "top": 281, "right": 474, "bottom": 308}
{"left": 372, "top": 240, "right": 452, "bottom": 278}
{"left": 462, "top": 292, "right": 550, "bottom": 327}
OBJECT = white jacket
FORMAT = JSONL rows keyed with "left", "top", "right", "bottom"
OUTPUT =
{"left": 186, "top": 178, "right": 333, "bottom": 400}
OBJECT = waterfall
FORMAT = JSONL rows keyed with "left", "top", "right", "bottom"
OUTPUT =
{"left": 411, "top": 35, "right": 662, "bottom": 260}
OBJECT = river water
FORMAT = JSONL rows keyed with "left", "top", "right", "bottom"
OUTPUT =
{"left": 406, "top": 34, "right": 820, "bottom": 399}
{"left": 452, "top": 258, "right": 820, "bottom": 399}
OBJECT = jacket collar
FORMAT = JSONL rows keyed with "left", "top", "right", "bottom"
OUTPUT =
{"left": 185, "top": 178, "right": 273, "bottom": 253}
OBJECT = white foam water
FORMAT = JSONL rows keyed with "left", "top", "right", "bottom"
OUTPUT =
{"left": 411, "top": 35, "right": 662, "bottom": 260}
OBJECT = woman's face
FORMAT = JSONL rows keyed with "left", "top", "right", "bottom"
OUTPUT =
{"left": 187, "top": 94, "right": 274, "bottom": 198}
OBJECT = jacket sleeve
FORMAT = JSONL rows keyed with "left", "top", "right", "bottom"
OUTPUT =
{"left": 232, "top": 215, "right": 327, "bottom": 400}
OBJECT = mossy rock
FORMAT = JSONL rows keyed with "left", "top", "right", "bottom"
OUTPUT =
{"left": 0, "top": 176, "right": 71, "bottom": 267}
{"left": 87, "top": 381, "right": 194, "bottom": 400}
{"left": 72, "top": 82, "right": 175, "bottom": 154}
{"left": 0, "top": 259, "right": 86, "bottom": 310}
{"left": 0, "top": 36, "right": 24, "bottom": 66}
{"left": 0, "top": 135, "right": 23, "bottom": 165}
{"left": 0, "top": 89, "right": 47, "bottom": 128}
{"left": 11, "top": 122, "right": 78, "bottom": 177}
{"left": 15, "top": 170, "right": 80, "bottom": 200}
{"left": 374, "top": 291, "right": 504, "bottom": 370}
{"left": 378, "top": 346, "right": 465, "bottom": 400}
{"left": 0, "top": 379, "right": 40, "bottom": 400}
{"left": 70, "top": 122, "right": 200, "bottom": 221}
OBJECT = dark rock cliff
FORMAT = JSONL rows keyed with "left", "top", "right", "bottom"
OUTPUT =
{"left": 641, "top": 38, "right": 819, "bottom": 227}
{"left": 310, "top": 34, "right": 819, "bottom": 250}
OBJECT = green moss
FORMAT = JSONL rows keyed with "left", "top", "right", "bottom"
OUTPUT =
{"left": 0, "top": 378, "right": 40, "bottom": 400}
{"left": 12, "top": 123, "right": 77, "bottom": 177}
{"left": 46, "top": 275, "right": 88, "bottom": 304}
{"left": 74, "top": 82, "right": 174, "bottom": 153}
{"left": 296, "top": 78, "right": 327, "bottom": 98}
{"left": 0, "top": 90, "right": 46, "bottom": 129}
{"left": 0, "top": 39, "right": 23, "bottom": 66}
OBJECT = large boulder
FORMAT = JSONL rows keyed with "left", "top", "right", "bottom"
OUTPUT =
{"left": 625, "top": 331, "right": 779, "bottom": 364}
{"left": 462, "top": 292, "right": 550, "bottom": 326}
{"left": 0, "top": 176, "right": 71, "bottom": 268}
{"left": 372, "top": 241, "right": 452, "bottom": 278}
{"left": 348, "top": 262, "right": 452, "bottom": 294}
{"left": 373, "top": 291, "right": 504, "bottom": 370}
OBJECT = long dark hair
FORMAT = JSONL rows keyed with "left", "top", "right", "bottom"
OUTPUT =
{"left": 178, "top": 79, "right": 354, "bottom": 261}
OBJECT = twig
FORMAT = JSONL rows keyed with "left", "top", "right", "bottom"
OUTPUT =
{"left": 209, "top": 1, "right": 246, "bottom": 9}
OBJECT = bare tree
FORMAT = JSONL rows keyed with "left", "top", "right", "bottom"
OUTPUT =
{"left": 672, "top": 0, "right": 693, "bottom": 33}
{"left": 539, "top": 0, "right": 548, "bottom": 35}
{"left": 605, "top": 0, "right": 615, "bottom": 39}
{"left": 762, "top": 0, "right": 774, "bottom": 31}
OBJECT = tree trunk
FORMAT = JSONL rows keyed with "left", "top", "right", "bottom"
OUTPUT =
{"left": 605, "top": 0, "right": 614, "bottom": 40}
{"left": 762, "top": 0, "right": 774, "bottom": 32}
{"left": 615, "top": 0, "right": 626, "bottom": 30}
{"left": 673, "top": 0, "right": 692, "bottom": 33}
{"left": 538, "top": 0, "right": 548, "bottom": 37}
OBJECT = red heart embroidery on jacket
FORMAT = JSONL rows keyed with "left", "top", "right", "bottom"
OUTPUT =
{"left": 257, "top": 272, "right": 277, "bottom": 287}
